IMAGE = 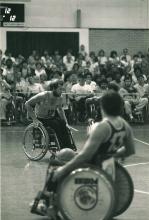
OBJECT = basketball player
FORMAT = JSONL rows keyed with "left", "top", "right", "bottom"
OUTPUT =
{"left": 25, "top": 79, "right": 75, "bottom": 150}
{"left": 53, "top": 91, "right": 135, "bottom": 180}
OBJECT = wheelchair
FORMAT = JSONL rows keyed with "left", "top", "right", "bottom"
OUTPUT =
{"left": 23, "top": 122, "right": 77, "bottom": 161}
{"left": 30, "top": 147, "right": 134, "bottom": 220}
{"left": 6, "top": 98, "right": 16, "bottom": 125}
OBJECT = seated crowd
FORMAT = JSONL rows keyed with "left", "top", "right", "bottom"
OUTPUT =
{"left": 0, "top": 46, "right": 149, "bottom": 125}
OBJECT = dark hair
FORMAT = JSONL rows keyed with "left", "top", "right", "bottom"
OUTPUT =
{"left": 134, "top": 66, "right": 142, "bottom": 74}
{"left": 100, "top": 79, "right": 108, "bottom": 85}
{"left": 136, "top": 74, "right": 144, "bottom": 80}
{"left": 85, "top": 72, "right": 92, "bottom": 78}
{"left": 78, "top": 72, "right": 85, "bottom": 79}
{"left": 110, "top": 50, "right": 118, "bottom": 58}
{"left": 100, "top": 91, "right": 123, "bottom": 116}
{"left": 107, "top": 73, "right": 113, "bottom": 79}
{"left": 49, "top": 79, "right": 63, "bottom": 90}
{"left": 0, "top": 68, "right": 3, "bottom": 74}
{"left": 108, "top": 82, "right": 119, "bottom": 92}
{"left": 53, "top": 70, "right": 62, "bottom": 77}
{"left": 124, "top": 74, "right": 132, "bottom": 81}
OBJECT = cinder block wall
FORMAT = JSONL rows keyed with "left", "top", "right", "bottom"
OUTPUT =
{"left": 89, "top": 29, "right": 149, "bottom": 56}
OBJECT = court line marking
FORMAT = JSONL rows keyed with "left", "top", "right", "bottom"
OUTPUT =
{"left": 134, "top": 138, "right": 149, "bottom": 146}
{"left": 135, "top": 189, "right": 149, "bottom": 195}
{"left": 124, "top": 162, "right": 149, "bottom": 167}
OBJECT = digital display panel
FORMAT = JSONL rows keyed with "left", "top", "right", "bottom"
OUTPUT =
{"left": 0, "top": 3, "right": 24, "bottom": 27}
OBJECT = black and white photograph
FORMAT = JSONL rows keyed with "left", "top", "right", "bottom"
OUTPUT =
{"left": 0, "top": 0, "right": 149, "bottom": 220}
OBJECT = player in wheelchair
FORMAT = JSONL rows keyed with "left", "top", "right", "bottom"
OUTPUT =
{"left": 24, "top": 79, "right": 77, "bottom": 159}
{"left": 30, "top": 91, "right": 135, "bottom": 220}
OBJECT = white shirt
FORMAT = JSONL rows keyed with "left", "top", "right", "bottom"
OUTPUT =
{"left": 134, "top": 83, "right": 149, "bottom": 97}
{"left": 71, "top": 83, "right": 93, "bottom": 94}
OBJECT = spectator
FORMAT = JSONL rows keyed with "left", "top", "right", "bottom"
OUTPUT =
{"left": 84, "top": 61, "right": 93, "bottom": 75}
{"left": 130, "top": 54, "right": 140, "bottom": 71}
{"left": 137, "top": 51, "right": 144, "bottom": 63}
{"left": 109, "top": 50, "right": 120, "bottom": 66}
{"left": 63, "top": 49, "right": 75, "bottom": 71}
{"left": 64, "top": 71, "right": 77, "bottom": 93}
{"left": 45, "top": 59, "right": 55, "bottom": 80}
{"left": 41, "top": 50, "right": 51, "bottom": 66}
{"left": 85, "top": 72, "right": 96, "bottom": 91}
{"left": 51, "top": 70, "right": 62, "bottom": 80}
{"left": 71, "top": 73, "right": 93, "bottom": 122}
{"left": 111, "top": 69, "right": 123, "bottom": 89}
{"left": 15, "top": 69, "right": 28, "bottom": 95}
{"left": 134, "top": 75, "right": 149, "bottom": 99}
{"left": 28, "top": 50, "right": 37, "bottom": 70}
{"left": 106, "top": 74, "right": 113, "bottom": 85}
{"left": 15, "top": 54, "right": 25, "bottom": 66}
{"left": 53, "top": 50, "right": 63, "bottom": 69}
{"left": 0, "top": 49, "right": 3, "bottom": 66}
{"left": 132, "top": 66, "right": 147, "bottom": 84}
{"left": 119, "top": 75, "right": 147, "bottom": 120}
{"left": 0, "top": 68, "right": 12, "bottom": 121}
{"left": 120, "top": 48, "right": 131, "bottom": 63}
{"left": 39, "top": 73, "right": 50, "bottom": 91}
{"left": 34, "top": 62, "right": 46, "bottom": 79}
{"left": 79, "top": 44, "right": 88, "bottom": 60}
{"left": 2, "top": 50, "right": 15, "bottom": 64}
{"left": 72, "top": 63, "right": 80, "bottom": 75}
{"left": 88, "top": 51, "right": 97, "bottom": 64}
{"left": 95, "top": 79, "right": 108, "bottom": 94}
{"left": 97, "top": 49, "right": 108, "bottom": 66}
{"left": 21, "top": 60, "right": 31, "bottom": 79}
{"left": 141, "top": 56, "right": 149, "bottom": 77}
{"left": 27, "top": 76, "right": 44, "bottom": 98}
{"left": 2, "top": 59, "right": 15, "bottom": 88}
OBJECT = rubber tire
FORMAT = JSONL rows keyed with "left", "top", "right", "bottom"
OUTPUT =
{"left": 113, "top": 162, "right": 134, "bottom": 217}
{"left": 22, "top": 123, "right": 49, "bottom": 161}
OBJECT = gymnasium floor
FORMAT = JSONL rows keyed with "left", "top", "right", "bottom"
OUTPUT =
{"left": 1, "top": 123, "right": 149, "bottom": 220}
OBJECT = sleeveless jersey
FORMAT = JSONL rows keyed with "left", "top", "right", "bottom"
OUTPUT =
{"left": 92, "top": 119, "right": 126, "bottom": 163}
{"left": 35, "top": 91, "right": 63, "bottom": 119}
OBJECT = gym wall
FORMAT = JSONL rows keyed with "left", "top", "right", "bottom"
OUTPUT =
{"left": 89, "top": 29, "right": 149, "bottom": 56}
{"left": 18, "top": 0, "right": 149, "bottom": 29}
{"left": 0, "top": 0, "right": 148, "bottom": 54}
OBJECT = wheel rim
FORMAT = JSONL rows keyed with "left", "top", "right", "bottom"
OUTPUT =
{"left": 23, "top": 125, "right": 48, "bottom": 160}
{"left": 57, "top": 167, "right": 115, "bottom": 220}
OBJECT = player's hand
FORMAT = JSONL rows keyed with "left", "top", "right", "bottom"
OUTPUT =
{"left": 33, "top": 118, "right": 42, "bottom": 127}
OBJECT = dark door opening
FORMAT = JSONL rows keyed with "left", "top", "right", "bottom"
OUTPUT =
{"left": 7, "top": 31, "right": 79, "bottom": 58}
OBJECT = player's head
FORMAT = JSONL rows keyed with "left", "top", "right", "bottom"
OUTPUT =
{"left": 49, "top": 79, "right": 64, "bottom": 97}
{"left": 100, "top": 91, "right": 123, "bottom": 117}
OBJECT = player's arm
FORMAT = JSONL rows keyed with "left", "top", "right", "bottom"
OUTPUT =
{"left": 53, "top": 122, "right": 109, "bottom": 180}
{"left": 57, "top": 106, "right": 68, "bottom": 124}
{"left": 25, "top": 92, "right": 46, "bottom": 121}
{"left": 123, "top": 121, "right": 135, "bottom": 157}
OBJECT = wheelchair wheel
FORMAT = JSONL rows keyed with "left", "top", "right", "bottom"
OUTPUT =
{"left": 23, "top": 123, "right": 49, "bottom": 161}
{"left": 57, "top": 167, "right": 115, "bottom": 220}
{"left": 113, "top": 162, "right": 134, "bottom": 217}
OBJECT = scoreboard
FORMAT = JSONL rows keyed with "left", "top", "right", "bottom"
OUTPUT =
{"left": 0, "top": 3, "right": 25, "bottom": 27}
